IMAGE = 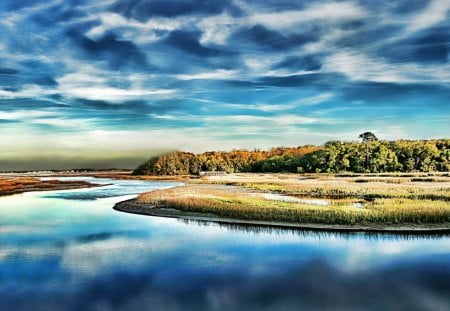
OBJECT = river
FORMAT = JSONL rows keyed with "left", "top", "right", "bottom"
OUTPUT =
{"left": 0, "top": 177, "right": 449, "bottom": 310}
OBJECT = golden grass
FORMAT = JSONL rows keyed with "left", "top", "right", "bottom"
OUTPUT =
{"left": 0, "top": 176, "right": 96, "bottom": 196}
{"left": 137, "top": 174, "right": 450, "bottom": 225}
{"left": 0, "top": 177, "right": 42, "bottom": 192}
{"left": 196, "top": 173, "right": 450, "bottom": 201}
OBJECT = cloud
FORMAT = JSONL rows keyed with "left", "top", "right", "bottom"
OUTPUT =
{"left": 0, "top": 110, "right": 58, "bottom": 120}
{"left": 406, "top": 0, "right": 450, "bottom": 32}
{"left": 198, "top": 13, "right": 239, "bottom": 45}
{"left": 55, "top": 65, "right": 176, "bottom": 102}
{"left": 294, "top": 93, "right": 334, "bottom": 106}
{"left": 322, "top": 51, "right": 450, "bottom": 84}
{"left": 248, "top": 1, "right": 368, "bottom": 29}
{"left": 175, "top": 69, "right": 239, "bottom": 80}
{"left": 58, "top": 85, "right": 175, "bottom": 102}
{"left": 0, "top": 85, "right": 56, "bottom": 99}
{"left": 85, "top": 12, "right": 182, "bottom": 44}
{"left": 0, "top": 0, "right": 449, "bottom": 164}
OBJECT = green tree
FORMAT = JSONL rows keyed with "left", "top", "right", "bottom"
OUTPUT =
{"left": 359, "top": 132, "right": 378, "bottom": 142}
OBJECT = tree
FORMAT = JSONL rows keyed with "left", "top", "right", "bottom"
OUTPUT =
{"left": 132, "top": 156, "right": 160, "bottom": 175}
{"left": 359, "top": 132, "right": 378, "bottom": 171}
{"left": 358, "top": 131, "right": 378, "bottom": 143}
{"left": 133, "top": 139, "right": 448, "bottom": 175}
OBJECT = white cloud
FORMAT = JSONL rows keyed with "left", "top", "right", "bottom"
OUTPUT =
{"left": 56, "top": 65, "right": 176, "bottom": 101}
{"left": 243, "top": 55, "right": 281, "bottom": 75}
{"left": 323, "top": 51, "right": 450, "bottom": 83}
{"left": 0, "top": 109, "right": 58, "bottom": 120}
{"left": 249, "top": 1, "right": 368, "bottom": 30}
{"left": 86, "top": 12, "right": 189, "bottom": 44}
{"left": 295, "top": 93, "right": 334, "bottom": 106}
{"left": 198, "top": 13, "right": 240, "bottom": 45}
{"left": 0, "top": 85, "right": 55, "bottom": 99}
{"left": 407, "top": 0, "right": 450, "bottom": 32}
{"left": 197, "top": 1, "right": 368, "bottom": 46}
{"left": 175, "top": 69, "right": 239, "bottom": 81}
{"left": 59, "top": 85, "right": 175, "bottom": 101}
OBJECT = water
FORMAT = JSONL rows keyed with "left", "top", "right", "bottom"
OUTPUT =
{"left": 0, "top": 177, "right": 449, "bottom": 311}
{"left": 261, "top": 192, "right": 330, "bottom": 205}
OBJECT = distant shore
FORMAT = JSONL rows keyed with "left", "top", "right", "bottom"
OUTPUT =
{"left": 0, "top": 171, "right": 189, "bottom": 197}
{"left": 0, "top": 176, "right": 103, "bottom": 197}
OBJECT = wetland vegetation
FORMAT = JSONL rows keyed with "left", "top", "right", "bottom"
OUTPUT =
{"left": 0, "top": 176, "right": 100, "bottom": 196}
{"left": 122, "top": 173, "right": 450, "bottom": 230}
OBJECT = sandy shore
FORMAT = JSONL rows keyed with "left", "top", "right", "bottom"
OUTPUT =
{"left": 114, "top": 198, "right": 450, "bottom": 234}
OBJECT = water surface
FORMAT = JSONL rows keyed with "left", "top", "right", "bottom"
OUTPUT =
{"left": 0, "top": 177, "right": 449, "bottom": 310}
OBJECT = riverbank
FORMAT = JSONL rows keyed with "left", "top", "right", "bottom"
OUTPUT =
{"left": 0, "top": 170, "right": 191, "bottom": 197}
{"left": 0, "top": 176, "right": 103, "bottom": 196}
{"left": 114, "top": 173, "right": 450, "bottom": 232}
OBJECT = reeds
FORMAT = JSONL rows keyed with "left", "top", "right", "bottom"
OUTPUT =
{"left": 137, "top": 175, "right": 450, "bottom": 225}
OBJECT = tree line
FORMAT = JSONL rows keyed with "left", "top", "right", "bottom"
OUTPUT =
{"left": 133, "top": 137, "right": 450, "bottom": 175}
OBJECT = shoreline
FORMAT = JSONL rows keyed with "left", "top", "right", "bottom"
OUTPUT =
{"left": 0, "top": 183, "right": 105, "bottom": 197}
{"left": 0, "top": 172, "right": 186, "bottom": 197}
{"left": 0, "top": 171, "right": 192, "bottom": 181}
{"left": 114, "top": 199, "right": 450, "bottom": 234}
{"left": 0, "top": 177, "right": 106, "bottom": 197}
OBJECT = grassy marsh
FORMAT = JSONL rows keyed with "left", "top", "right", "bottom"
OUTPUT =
{"left": 0, "top": 176, "right": 99, "bottom": 196}
{"left": 135, "top": 174, "right": 450, "bottom": 227}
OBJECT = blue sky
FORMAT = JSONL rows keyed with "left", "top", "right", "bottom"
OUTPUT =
{"left": 0, "top": 0, "right": 449, "bottom": 168}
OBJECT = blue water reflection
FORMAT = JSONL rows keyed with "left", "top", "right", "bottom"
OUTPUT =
{"left": 0, "top": 178, "right": 449, "bottom": 310}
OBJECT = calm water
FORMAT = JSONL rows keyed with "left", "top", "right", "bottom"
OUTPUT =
{"left": 0, "top": 177, "right": 449, "bottom": 311}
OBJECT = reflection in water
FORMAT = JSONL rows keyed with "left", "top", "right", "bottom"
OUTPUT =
{"left": 179, "top": 219, "right": 450, "bottom": 241}
{"left": 0, "top": 177, "right": 449, "bottom": 311}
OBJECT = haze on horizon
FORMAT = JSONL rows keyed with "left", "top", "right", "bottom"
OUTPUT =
{"left": 0, "top": 0, "right": 449, "bottom": 170}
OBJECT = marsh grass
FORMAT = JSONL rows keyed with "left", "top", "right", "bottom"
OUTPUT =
{"left": 0, "top": 176, "right": 97, "bottom": 196}
{"left": 137, "top": 177, "right": 450, "bottom": 225}
{"left": 196, "top": 174, "right": 450, "bottom": 202}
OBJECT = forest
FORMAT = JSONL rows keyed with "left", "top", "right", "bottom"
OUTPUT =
{"left": 133, "top": 135, "right": 450, "bottom": 175}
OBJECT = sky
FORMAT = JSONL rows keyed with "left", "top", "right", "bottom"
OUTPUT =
{"left": 0, "top": 0, "right": 449, "bottom": 170}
